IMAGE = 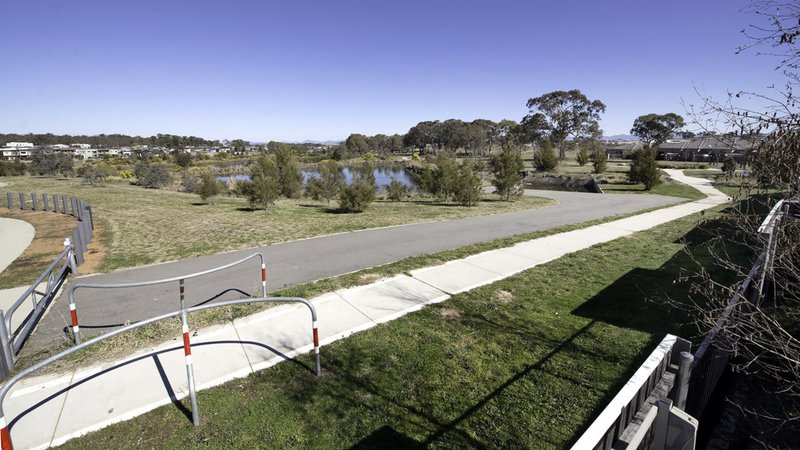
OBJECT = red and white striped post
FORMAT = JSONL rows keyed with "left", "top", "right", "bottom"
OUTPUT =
{"left": 0, "top": 415, "right": 12, "bottom": 450}
{"left": 69, "top": 301, "right": 81, "bottom": 345}
{"left": 260, "top": 262, "right": 267, "bottom": 297}
{"left": 312, "top": 320, "right": 320, "bottom": 376}
{"left": 180, "top": 310, "right": 200, "bottom": 426}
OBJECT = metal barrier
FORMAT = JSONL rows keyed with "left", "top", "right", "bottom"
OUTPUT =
{"left": 0, "top": 295, "right": 320, "bottom": 450}
{"left": 0, "top": 241, "right": 78, "bottom": 379}
{"left": 67, "top": 253, "right": 269, "bottom": 344}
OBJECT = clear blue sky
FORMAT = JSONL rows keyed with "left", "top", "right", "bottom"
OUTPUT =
{"left": 0, "top": 0, "right": 780, "bottom": 142}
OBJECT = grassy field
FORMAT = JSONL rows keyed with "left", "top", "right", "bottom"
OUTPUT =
{"left": 0, "top": 176, "right": 553, "bottom": 272}
{"left": 56, "top": 204, "right": 752, "bottom": 449}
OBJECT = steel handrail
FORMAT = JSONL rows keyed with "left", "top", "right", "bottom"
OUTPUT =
{"left": 3, "top": 247, "right": 72, "bottom": 331}
{"left": 0, "top": 296, "right": 320, "bottom": 450}
{"left": 67, "top": 253, "right": 268, "bottom": 344}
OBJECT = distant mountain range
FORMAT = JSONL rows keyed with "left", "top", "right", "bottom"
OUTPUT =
{"left": 601, "top": 134, "right": 637, "bottom": 141}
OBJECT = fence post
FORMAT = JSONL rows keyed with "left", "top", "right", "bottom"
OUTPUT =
{"left": 87, "top": 205, "right": 94, "bottom": 231}
{"left": 674, "top": 351, "right": 693, "bottom": 410}
{"left": 0, "top": 311, "right": 13, "bottom": 379}
{"left": 18, "top": 193, "right": 25, "bottom": 210}
{"left": 31, "top": 193, "right": 38, "bottom": 211}
{"left": 53, "top": 194, "right": 59, "bottom": 212}
{"left": 61, "top": 196, "right": 68, "bottom": 215}
{"left": 180, "top": 310, "right": 200, "bottom": 426}
{"left": 5, "top": 193, "right": 11, "bottom": 209}
{"left": 42, "top": 193, "right": 49, "bottom": 211}
{"left": 72, "top": 229, "right": 84, "bottom": 266}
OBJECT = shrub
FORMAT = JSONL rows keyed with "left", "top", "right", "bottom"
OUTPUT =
{"left": 592, "top": 148, "right": 607, "bottom": 174}
{"left": 339, "top": 179, "right": 375, "bottom": 212}
{"left": 533, "top": 141, "right": 558, "bottom": 172}
{"left": 29, "top": 149, "right": 73, "bottom": 176}
{"left": 274, "top": 144, "right": 304, "bottom": 198}
{"left": 722, "top": 157, "right": 737, "bottom": 179}
{"left": 198, "top": 172, "right": 221, "bottom": 202}
{"left": 0, "top": 160, "right": 26, "bottom": 176}
{"left": 386, "top": 179, "right": 409, "bottom": 201}
{"left": 305, "top": 159, "right": 343, "bottom": 204}
{"left": 489, "top": 147, "right": 524, "bottom": 201}
{"left": 134, "top": 161, "right": 172, "bottom": 188}
{"left": 181, "top": 170, "right": 200, "bottom": 193}
{"left": 576, "top": 146, "right": 590, "bottom": 166}
{"left": 78, "top": 162, "right": 114, "bottom": 185}
{"left": 243, "top": 155, "right": 281, "bottom": 210}
{"left": 453, "top": 163, "right": 483, "bottom": 206}
{"left": 628, "top": 148, "right": 661, "bottom": 189}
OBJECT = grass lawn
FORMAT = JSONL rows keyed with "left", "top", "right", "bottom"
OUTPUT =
{"left": 56, "top": 205, "right": 753, "bottom": 449}
{"left": 0, "top": 176, "right": 553, "bottom": 272}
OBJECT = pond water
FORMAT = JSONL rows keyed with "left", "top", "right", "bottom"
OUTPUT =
{"left": 218, "top": 166, "right": 417, "bottom": 191}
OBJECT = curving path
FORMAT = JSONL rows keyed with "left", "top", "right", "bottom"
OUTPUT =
{"left": 0, "top": 218, "right": 34, "bottom": 274}
{"left": 26, "top": 189, "right": 683, "bottom": 350}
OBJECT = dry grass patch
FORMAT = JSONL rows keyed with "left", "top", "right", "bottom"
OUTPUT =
{"left": 492, "top": 289, "right": 515, "bottom": 303}
{"left": 435, "top": 306, "right": 462, "bottom": 321}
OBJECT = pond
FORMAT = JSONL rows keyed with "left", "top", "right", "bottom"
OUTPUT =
{"left": 217, "top": 166, "right": 417, "bottom": 191}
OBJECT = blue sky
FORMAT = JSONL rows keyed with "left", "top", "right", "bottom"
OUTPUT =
{"left": 0, "top": 0, "right": 781, "bottom": 142}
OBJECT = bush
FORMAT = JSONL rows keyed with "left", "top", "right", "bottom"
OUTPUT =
{"left": 274, "top": 144, "right": 303, "bottom": 198}
{"left": 78, "top": 162, "right": 114, "bottom": 185}
{"left": 305, "top": 159, "right": 343, "bottom": 204}
{"left": 198, "top": 172, "right": 221, "bottom": 202}
{"left": 29, "top": 149, "right": 73, "bottom": 176}
{"left": 173, "top": 151, "right": 192, "bottom": 169}
{"left": 489, "top": 147, "right": 524, "bottom": 201}
{"left": 453, "top": 163, "right": 483, "bottom": 206}
{"left": 576, "top": 146, "right": 590, "bottom": 166}
{"left": 0, "top": 160, "right": 26, "bottom": 176}
{"left": 386, "top": 179, "right": 409, "bottom": 201}
{"left": 243, "top": 155, "right": 280, "bottom": 210}
{"left": 181, "top": 170, "right": 200, "bottom": 193}
{"left": 592, "top": 148, "right": 607, "bottom": 174}
{"left": 533, "top": 141, "right": 558, "bottom": 172}
{"left": 339, "top": 179, "right": 375, "bottom": 212}
{"left": 722, "top": 157, "right": 737, "bottom": 179}
{"left": 628, "top": 148, "right": 661, "bottom": 189}
{"left": 134, "top": 161, "right": 173, "bottom": 188}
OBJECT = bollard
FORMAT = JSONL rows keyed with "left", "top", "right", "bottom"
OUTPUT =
{"left": 674, "top": 351, "right": 693, "bottom": 410}
{"left": 261, "top": 262, "right": 267, "bottom": 297}
{"left": 181, "top": 310, "right": 200, "bottom": 426}
{"left": 31, "top": 193, "right": 38, "bottom": 211}
{"left": 43, "top": 193, "right": 49, "bottom": 212}
{"left": 313, "top": 319, "right": 320, "bottom": 376}
{"left": 5, "top": 193, "right": 11, "bottom": 209}
{"left": 18, "top": 193, "right": 24, "bottom": 210}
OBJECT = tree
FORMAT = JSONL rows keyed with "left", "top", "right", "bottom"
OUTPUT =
{"left": 533, "top": 141, "right": 558, "bottom": 171}
{"left": 722, "top": 157, "right": 737, "bottom": 179}
{"left": 628, "top": 149, "right": 661, "bottom": 189}
{"left": 630, "top": 113, "right": 686, "bottom": 148}
{"left": 29, "top": 149, "right": 73, "bottom": 176}
{"left": 592, "top": 146, "right": 607, "bottom": 174}
{"left": 524, "top": 90, "right": 606, "bottom": 159}
{"left": 344, "top": 134, "right": 370, "bottom": 155}
{"left": 453, "top": 162, "right": 483, "bottom": 206}
{"left": 273, "top": 144, "right": 303, "bottom": 198}
{"left": 243, "top": 155, "right": 280, "bottom": 210}
{"left": 305, "top": 159, "right": 344, "bottom": 204}
{"left": 431, "top": 151, "right": 459, "bottom": 201}
{"left": 386, "top": 179, "right": 410, "bottom": 201}
{"left": 198, "top": 171, "right": 221, "bottom": 203}
{"left": 173, "top": 150, "right": 192, "bottom": 169}
{"left": 576, "top": 146, "right": 590, "bottom": 166}
{"left": 489, "top": 146, "right": 524, "bottom": 201}
{"left": 339, "top": 164, "right": 376, "bottom": 212}
{"left": 134, "top": 161, "right": 172, "bottom": 188}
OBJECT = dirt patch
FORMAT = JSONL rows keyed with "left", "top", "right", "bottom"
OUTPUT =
{"left": 0, "top": 208, "right": 109, "bottom": 287}
{"left": 492, "top": 289, "right": 515, "bottom": 303}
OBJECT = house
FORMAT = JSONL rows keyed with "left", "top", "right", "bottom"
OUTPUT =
{"left": 75, "top": 148, "right": 99, "bottom": 159}
{"left": 656, "top": 136, "right": 755, "bottom": 162}
{"left": 71, "top": 143, "right": 92, "bottom": 149}
{"left": 5, "top": 142, "right": 34, "bottom": 149}
{"left": 604, "top": 141, "right": 643, "bottom": 159}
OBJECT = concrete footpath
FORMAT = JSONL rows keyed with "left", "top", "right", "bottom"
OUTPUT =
{"left": 1, "top": 170, "right": 728, "bottom": 449}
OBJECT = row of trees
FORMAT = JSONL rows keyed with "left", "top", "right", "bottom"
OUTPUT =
{"left": 0, "top": 133, "right": 220, "bottom": 149}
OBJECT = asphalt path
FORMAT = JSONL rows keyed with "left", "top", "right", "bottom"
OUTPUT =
{"left": 25, "top": 190, "right": 682, "bottom": 351}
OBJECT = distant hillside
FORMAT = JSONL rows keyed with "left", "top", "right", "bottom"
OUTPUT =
{"left": 602, "top": 134, "right": 637, "bottom": 141}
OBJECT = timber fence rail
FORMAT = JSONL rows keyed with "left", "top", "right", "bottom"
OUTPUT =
{"left": 0, "top": 295, "right": 320, "bottom": 450}
{"left": 685, "top": 199, "right": 797, "bottom": 420}
{"left": 3, "top": 191, "right": 94, "bottom": 266}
